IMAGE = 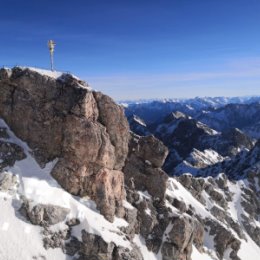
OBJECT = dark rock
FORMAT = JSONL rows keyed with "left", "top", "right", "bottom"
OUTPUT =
{"left": 205, "top": 184, "right": 227, "bottom": 208}
{"left": 43, "top": 228, "right": 69, "bottom": 250}
{"left": 193, "top": 219, "right": 204, "bottom": 251}
{"left": 172, "top": 198, "right": 187, "bottom": 213}
{"left": 242, "top": 215, "right": 260, "bottom": 247}
{"left": 168, "top": 216, "right": 194, "bottom": 252}
{"left": 66, "top": 218, "right": 80, "bottom": 227}
{"left": 0, "top": 140, "right": 26, "bottom": 170}
{"left": 134, "top": 135, "right": 169, "bottom": 168}
{"left": 210, "top": 206, "right": 226, "bottom": 222}
{"left": 205, "top": 218, "right": 241, "bottom": 260}
{"left": 122, "top": 204, "right": 139, "bottom": 240}
{"left": 137, "top": 201, "right": 158, "bottom": 239}
{"left": 0, "top": 127, "right": 9, "bottom": 139}
{"left": 24, "top": 202, "right": 70, "bottom": 226}
{"left": 80, "top": 231, "right": 115, "bottom": 260}
{"left": 64, "top": 237, "right": 82, "bottom": 256}
{"left": 124, "top": 133, "right": 168, "bottom": 200}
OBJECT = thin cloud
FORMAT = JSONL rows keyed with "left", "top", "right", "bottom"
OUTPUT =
{"left": 82, "top": 57, "right": 260, "bottom": 99}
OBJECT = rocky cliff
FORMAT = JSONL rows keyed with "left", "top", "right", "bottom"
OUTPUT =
{"left": 0, "top": 67, "right": 129, "bottom": 221}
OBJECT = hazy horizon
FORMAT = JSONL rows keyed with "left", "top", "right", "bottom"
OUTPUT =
{"left": 117, "top": 94, "right": 260, "bottom": 103}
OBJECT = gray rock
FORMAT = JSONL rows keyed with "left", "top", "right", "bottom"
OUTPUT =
{"left": 124, "top": 133, "right": 168, "bottom": 200}
{"left": 205, "top": 218, "right": 241, "bottom": 260}
{"left": 160, "top": 215, "right": 196, "bottom": 260}
{"left": 80, "top": 231, "right": 115, "bottom": 260}
{"left": 205, "top": 183, "right": 227, "bottom": 208}
{"left": 122, "top": 204, "right": 139, "bottom": 240}
{"left": 172, "top": 198, "right": 187, "bottom": 213}
{"left": 193, "top": 219, "right": 204, "bottom": 251}
{"left": 113, "top": 245, "right": 143, "bottom": 260}
{"left": 24, "top": 202, "right": 70, "bottom": 226}
{"left": 0, "top": 172, "right": 18, "bottom": 193}
{"left": 134, "top": 135, "right": 169, "bottom": 168}
{"left": 137, "top": 201, "right": 158, "bottom": 239}
{"left": 210, "top": 206, "right": 226, "bottom": 222}
{"left": 168, "top": 216, "right": 194, "bottom": 252}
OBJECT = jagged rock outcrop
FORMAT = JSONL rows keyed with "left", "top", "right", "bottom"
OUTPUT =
{"left": 123, "top": 134, "right": 203, "bottom": 260}
{"left": 124, "top": 133, "right": 169, "bottom": 200}
{"left": 205, "top": 218, "right": 241, "bottom": 260}
{"left": 23, "top": 202, "right": 70, "bottom": 226}
{"left": 78, "top": 232, "right": 143, "bottom": 260}
{"left": 0, "top": 67, "right": 129, "bottom": 221}
{"left": 162, "top": 216, "right": 195, "bottom": 260}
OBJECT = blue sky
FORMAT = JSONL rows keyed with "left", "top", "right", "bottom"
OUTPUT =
{"left": 1, "top": 0, "right": 260, "bottom": 100}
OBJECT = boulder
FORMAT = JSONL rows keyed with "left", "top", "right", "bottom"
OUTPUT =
{"left": 124, "top": 133, "right": 168, "bottom": 200}
{"left": 134, "top": 135, "right": 169, "bottom": 168}
{"left": 161, "top": 215, "right": 195, "bottom": 260}
{"left": 23, "top": 202, "right": 70, "bottom": 226}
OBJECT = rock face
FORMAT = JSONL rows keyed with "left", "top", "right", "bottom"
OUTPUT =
{"left": 124, "top": 133, "right": 169, "bottom": 200}
{"left": 205, "top": 218, "right": 241, "bottom": 260}
{"left": 161, "top": 216, "right": 195, "bottom": 260}
{"left": 0, "top": 67, "right": 129, "bottom": 221}
{"left": 123, "top": 133, "right": 200, "bottom": 260}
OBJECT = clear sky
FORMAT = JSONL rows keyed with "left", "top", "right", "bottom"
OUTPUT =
{"left": 1, "top": 0, "right": 260, "bottom": 100}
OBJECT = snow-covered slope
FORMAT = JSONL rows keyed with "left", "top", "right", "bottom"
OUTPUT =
{"left": 174, "top": 148, "right": 226, "bottom": 176}
{"left": 0, "top": 119, "right": 130, "bottom": 260}
{"left": 196, "top": 103, "right": 260, "bottom": 134}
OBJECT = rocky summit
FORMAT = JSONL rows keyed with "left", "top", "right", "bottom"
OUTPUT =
{"left": 0, "top": 67, "right": 260, "bottom": 260}
{"left": 0, "top": 67, "right": 129, "bottom": 222}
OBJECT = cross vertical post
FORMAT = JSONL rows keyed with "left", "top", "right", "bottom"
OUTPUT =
{"left": 48, "top": 40, "right": 56, "bottom": 71}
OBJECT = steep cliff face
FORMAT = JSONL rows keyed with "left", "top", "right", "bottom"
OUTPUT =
{"left": 0, "top": 67, "right": 129, "bottom": 221}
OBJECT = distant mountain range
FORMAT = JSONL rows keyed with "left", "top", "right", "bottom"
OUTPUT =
{"left": 121, "top": 96, "right": 260, "bottom": 124}
{"left": 125, "top": 96, "right": 260, "bottom": 176}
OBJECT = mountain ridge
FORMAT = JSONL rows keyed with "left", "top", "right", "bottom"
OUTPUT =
{"left": 0, "top": 67, "right": 260, "bottom": 260}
